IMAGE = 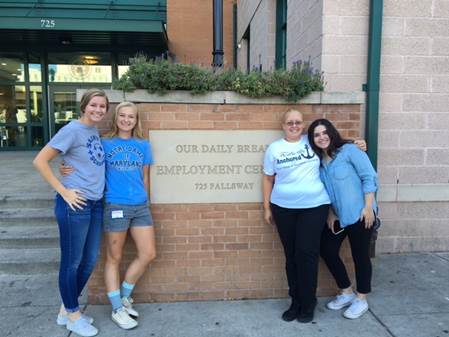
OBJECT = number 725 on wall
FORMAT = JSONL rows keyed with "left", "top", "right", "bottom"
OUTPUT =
{"left": 40, "top": 19, "right": 56, "bottom": 28}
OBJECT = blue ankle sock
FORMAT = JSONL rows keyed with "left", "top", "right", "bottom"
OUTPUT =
{"left": 107, "top": 290, "right": 122, "bottom": 311}
{"left": 121, "top": 281, "right": 135, "bottom": 299}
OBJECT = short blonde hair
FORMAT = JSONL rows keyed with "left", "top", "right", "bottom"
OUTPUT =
{"left": 282, "top": 109, "right": 303, "bottom": 123}
{"left": 79, "top": 88, "right": 109, "bottom": 114}
{"left": 103, "top": 101, "right": 144, "bottom": 139}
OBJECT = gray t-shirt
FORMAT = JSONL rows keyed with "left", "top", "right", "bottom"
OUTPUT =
{"left": 48, "top": 120, "right": 105, "bottom": 200}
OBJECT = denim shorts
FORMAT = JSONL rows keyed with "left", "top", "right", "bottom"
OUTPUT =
{"left": 103, "top": 203, "right": 153, "bottom": 232}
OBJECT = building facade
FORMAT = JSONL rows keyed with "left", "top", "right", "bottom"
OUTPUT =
{"left": 2, "top": 0, "right": 448, "bottom": 254}
{"left": 0, "top": 0, "right": 168, "bottom": 150}
{"left": 0, "top": 0, "right": 236, "bottom": 150}
{"left": 237, "top": 0, "right": 449, "bottom": 253}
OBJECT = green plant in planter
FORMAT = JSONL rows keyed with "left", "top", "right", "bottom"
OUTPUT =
{"left": 113, "top": 56, "right": 324, "bottom": 102}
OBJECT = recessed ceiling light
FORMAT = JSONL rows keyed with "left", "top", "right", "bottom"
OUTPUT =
{"left": 82, "top": 55, "right": 99, "bottom": 65}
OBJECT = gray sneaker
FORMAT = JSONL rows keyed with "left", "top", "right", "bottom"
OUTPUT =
{"left": 122, "top": 297, "right": 139, "bottom": 317}
{"left": 66, "top": 317, "right": 98, "bottom": 337}
{"left": 57, "top": 313, "right": 94, "bottom": 326}
{"left": 111, "top": 307, "right": 138, "bottom": 330}
{"left": 326, "top": 292, "right": 356, "bottom": 310}
{"left": 343, "top": 298, "right": 369, "bottom": 319}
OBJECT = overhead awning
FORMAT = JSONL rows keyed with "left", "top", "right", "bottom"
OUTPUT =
{"left": 0, "top": 0, "right": 167, "bottom": 48}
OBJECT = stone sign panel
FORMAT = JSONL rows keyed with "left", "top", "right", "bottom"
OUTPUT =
{"left": 149, "top": 130, "right": 282, "bottom": 203}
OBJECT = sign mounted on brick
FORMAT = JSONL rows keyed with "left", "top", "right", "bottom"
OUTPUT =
{"left": 149, "top": 130, "right": 282, "bottom": 203}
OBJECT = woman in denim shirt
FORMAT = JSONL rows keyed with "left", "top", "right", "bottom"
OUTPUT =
{"left": 308, "top": 118, "right": 378, "bottom": 320}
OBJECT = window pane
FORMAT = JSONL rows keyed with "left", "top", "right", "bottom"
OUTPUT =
{"left": 0, "top": 85, "right": 26, "bottom": 123}
{"left": 0, "top": 125, "right": 27, "bottom": 148}
{"left": 28, "top": 52, "right": 42, "bottom": 82}
{"left": 15, "top": 85, "right": 27, "bottom": 123}
{"left": 0, "top": 53, "right": 25, "bottom": 82}
{"left": 48, "top": 52, "right": 112, "bottom": 83}
{"left": 29, "top": 64, "right": 42, "bottom": 82}
{"left": 118, "top": 65, "right": 129, "bottom": 78}
{"left": 54, "top": 90, "right": 77, "bottom": 133}
{"left": 30, "top": 85, "right": 44, "bottom": 123}
{"left": 31, "top": 126, "right": 44, "bottom": 147}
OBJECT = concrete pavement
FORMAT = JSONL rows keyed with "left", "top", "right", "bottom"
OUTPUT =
{"left": 0, "top": 252, "right": 448, "bottom": 337}
{"left": 1, "top": 151, "right": 448, "bottom": 337}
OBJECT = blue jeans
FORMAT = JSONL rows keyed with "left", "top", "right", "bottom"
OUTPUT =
{"left": 55, "top": 194, "right": 103, "bottom": 312}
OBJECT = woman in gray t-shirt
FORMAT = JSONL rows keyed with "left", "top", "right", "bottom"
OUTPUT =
{"left": 33, "top": 88, "right": 108, "bottom": 337}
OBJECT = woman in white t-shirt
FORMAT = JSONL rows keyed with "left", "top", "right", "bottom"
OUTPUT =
{"left": 263, "top": 109, "right": 330, "bottom": 323}
{"left": 263, "top": 109, "right": 366, "bottom": 323}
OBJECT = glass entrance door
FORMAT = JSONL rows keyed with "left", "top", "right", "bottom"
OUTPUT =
{"left": 0, "top": 52, "right": 45, "bottom": 149}
{"left": 49, "top": 85, "right": 78, "bottom": 137}
{"left": 47, "top": 52, "right": 112, "bottom": 138}
{"left": 48, "top": 84, "right": 109, "bottom": 138}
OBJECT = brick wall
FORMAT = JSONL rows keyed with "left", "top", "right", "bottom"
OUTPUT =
{"left": 167, "top": 0, "right": 236, "bottom": 68}
{"left": 89, "top": 100, "right": 362, "bottom": 304}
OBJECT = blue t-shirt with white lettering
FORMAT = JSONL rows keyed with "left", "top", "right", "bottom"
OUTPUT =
{"left": 48, "top": 120, "right": 105, "bottom": 200}
{"left": 102, "top": 137, "right": 153, "bottom": 205}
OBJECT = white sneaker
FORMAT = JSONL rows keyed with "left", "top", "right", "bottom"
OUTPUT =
{"left": 326, "top": 292, "right": 356, "bottom": 310}
{"left": 122, "top": 297, "right": 139, "bottom": 317}
{"left": 66, "top": 317, "right": 98, "bottom": 337}
{"left": 111, "top": 307, "right": 138, "bottom": 330}
{"left": 343, "top": 298, "right": 369, "bottom": 319}
{"left": 57, "top": 313, "right": 94, "bottom": 326}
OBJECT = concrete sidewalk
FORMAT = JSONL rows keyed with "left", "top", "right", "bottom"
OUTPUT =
{"left": 0, "top": 252, "right": 448, "bottom": 337}
{"left": 1, "top": 152, "right": 448, "bottom": 337}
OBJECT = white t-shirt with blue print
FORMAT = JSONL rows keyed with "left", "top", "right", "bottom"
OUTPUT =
{"left": 263, "top": 135, "right": 330, "bottom": 209}
{"left": 48, "top": 120, "right": 105, "bottom": 200}
{"left": 102, "top": 137, "right": 153, "bottom": 205}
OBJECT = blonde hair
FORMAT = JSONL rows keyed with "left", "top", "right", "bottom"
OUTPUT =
{"left": 103, "top": 101, "right": 145, "bottom": 139}
{"left": 79, "top": 88, "right": 109, "bottom": 114}
{"left": 282, "top": 109, "right": 303, "bottom": 123}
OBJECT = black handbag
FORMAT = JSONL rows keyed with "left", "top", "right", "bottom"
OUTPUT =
{"left": 369, "top": 213, "right": 381, "bottom": 258}
{"left": 373, "top": 214, "right": 381, "bottom": 231}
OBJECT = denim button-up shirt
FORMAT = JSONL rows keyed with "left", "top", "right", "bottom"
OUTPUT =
{"left": 320, "top": 143, "right": 378, "bottom": 228}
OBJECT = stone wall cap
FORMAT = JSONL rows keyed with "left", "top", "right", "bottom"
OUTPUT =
{"left": 77, "top": 89, "right": 365, "bottom": 105}
{"left": 378, "top": 183, "right": 449, "bottom": 202}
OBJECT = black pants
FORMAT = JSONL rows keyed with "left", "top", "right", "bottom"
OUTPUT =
{"left": 320, "top": 220, "right": 373, "bottom": 294}
{"left": 271, "top": 203, "right": 328, "bottom": 309}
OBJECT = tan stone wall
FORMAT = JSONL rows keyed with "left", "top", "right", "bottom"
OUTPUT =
{"left": 377, "top": 0, "right": 449, "bottom": 252}
{"left": 286, "top": 0, "right": 323, "bottom": 70}
{"left": 167, "top": 0, "right": 236, "bottom": 68}
{"left": 237, "top": 0, "right": 276, "bottom": 72}
{"left": 237, "top": 0, "right": 261, "bottom": 40}
{"left": 283, "top": 0, "right": 449, "bottom": 253}
{"left": 89, "top": 101, "right": 362, "bottom": 304}
{"left": 249, "top": 0, "right": 276, "bottom": 71}
{"left": 321, "top": 0, "right": 369, "bottom": 92}
{"left": 237, "top": 0, "right": 323, "bottom": 71}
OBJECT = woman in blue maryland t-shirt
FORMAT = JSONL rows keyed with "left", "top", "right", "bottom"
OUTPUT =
{"left": 100, "top": 102, "right": 156, "bottom": 330}
{"left": 308, "top": 118, "right": 378, "bottom": 320}
{"left": 62, "top": 101, "right": 156, "bottom": 330}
